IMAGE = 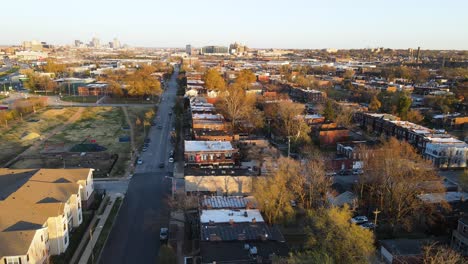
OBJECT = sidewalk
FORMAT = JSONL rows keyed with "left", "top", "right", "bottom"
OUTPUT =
{"left": 78, "top": 196, "right": 116, "bottom": 264}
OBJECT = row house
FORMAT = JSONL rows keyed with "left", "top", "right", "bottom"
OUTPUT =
{"left": 184, "top": 140, "right": 238, "bottom": 168}
{"left": 354, "top": 112, "right": 468, "bottom": 168}
{"left": 192, "top": 113, "right": 227, "bottom": 131}
{"left": 0, "top": 168, "right": 94, "bottom": 263}
{"left": 289, "top": 87, "right": 326, "bottom": 103}
{"left": 198, "top": 197, "right": 289, "bottom": 263}
{"left": 184, "top": 167, "right": 258, "bottom": 195}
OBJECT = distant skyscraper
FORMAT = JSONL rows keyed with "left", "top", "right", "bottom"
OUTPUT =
{"left": 74, "top": 40, "right": 83, "bottom": 47}
{"left": 416, "top": 46, "right": 421, "bottom": 63}
{"left": 186, "top": 44, "right": 192, "bottom": 55}
{"left": 91, "top": 37, "right": 100, "bottom": 48}
{"left": 112, "top": 38, "right": 121, "bottom": 49}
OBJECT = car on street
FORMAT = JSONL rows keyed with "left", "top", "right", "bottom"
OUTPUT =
{"left": 160, "top": 227, "right": 168, "bottom": 240}
{"left": 142, "top": 147, "right": 148, "bottom": 152}
{"left": 168, "top": 157, "right": 174, "bottom": 163}
{"left": 168, "top": 112, "right": 172, "bottom": 116}
{"left": 350, "top": 216, "right": 368, "bottom": 225}
{"left": 169, "top": 150, "right": 174, "bottom": 158}
{"left": 360, "top": 222, "right": 376, "bottom": 229}
{"left": 159, "top": 162, "right": 165, "bottom": 168}
{"left": 151, "top": 122, "right": 156, "bottom": 126}
{"left": 144, "top": 143, "right": 149, "bottom": 148}
{"left": 144, "top": 138, "right": 151, "bottom": 143}
{"left": 137, "top": 159, "right": 143, "bottom": 165}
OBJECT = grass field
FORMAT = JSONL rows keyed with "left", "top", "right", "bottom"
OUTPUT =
{"left": 46, "top": 106, "right": 151, "bottom": 177}
{"left": 61, "top": 95, "right": 101, "bottom": 103}
{"left": 0, "top": 107, "right": 80, "bottom": 165}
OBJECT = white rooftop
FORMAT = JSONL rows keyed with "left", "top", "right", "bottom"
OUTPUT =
{"left": 200, "top": 209, "right": 264, "bottom": 224}
{"left": 185, "top": 141, "right": 234, "bottom": 152}
{"left": 192, "top": 113, "right": 224, "bottom": 120}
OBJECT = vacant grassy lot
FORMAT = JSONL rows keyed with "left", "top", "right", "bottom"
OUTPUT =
{"left": 46, "top": 106, "right": 150, "bottom": 177}
{"left": 61, "top": 95, "right": 100, "bottom": 103}
{"left": 0, "top": 107, "right": 80, "bottom": 165}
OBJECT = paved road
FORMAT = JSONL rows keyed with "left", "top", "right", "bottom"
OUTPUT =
{"left": 99, "top": 66, "right": 179, "bottom": 264}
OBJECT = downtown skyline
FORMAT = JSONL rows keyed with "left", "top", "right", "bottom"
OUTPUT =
{"left": 0, "top": 0, "right": 467, "bottom": 50}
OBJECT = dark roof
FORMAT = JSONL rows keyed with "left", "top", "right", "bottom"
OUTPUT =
{"left": 200, "top": 241, "right": 289, "bottom": 264}
{"left": 380, "top": 238, "right": 439, "bottom": 256}
{"left": 201, "top": 196, "right": 257, "bottom": 209}
{"left": 201, "top": 222, "right": 285, "bottom": 242}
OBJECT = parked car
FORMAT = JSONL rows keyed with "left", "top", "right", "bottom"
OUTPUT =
{"left": 168, "top": 158, "right": 174, "bottom": 163}
{"left": 350, "top": 216, "right": 368, "bottom": 225}
{"left": 168, "top": 112, "right": 172, "bottom": 116}
{"left": 144, "top": 143, "right": 150, "bottom": 148}
{"left": 144, "top": 138, "right": 151, "bottom": 143}
{"left": 160, "top": 227, "right": 168, "bottom": 240}
{"left": 360, "top": 222, "right": 376, "bottom": 229}
{"left": 137, "top": 159, "right": 143, "bottom": 165}
{"left": 169, "top": 150, "right": 174, "bottom": 157}
{"left": 159, "top": 162, "right": 165, "bottom": 168}
{"left": 142, "top": 147, "right": 148, "bottom": 152}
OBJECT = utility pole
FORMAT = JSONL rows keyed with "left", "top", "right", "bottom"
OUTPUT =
{"left": 373, "top": 208, "right": 381, "bottom": 227}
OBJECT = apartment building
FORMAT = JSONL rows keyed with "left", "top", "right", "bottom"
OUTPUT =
{"left": 355, "top": 112, "right": 468, "bottom": 168}
{"left": 0, "top": 168, "right": 94, "bottom": 263}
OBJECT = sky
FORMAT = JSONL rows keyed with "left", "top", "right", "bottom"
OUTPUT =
{"left": 1, "top": 0, "right": 467, "bottom": 50}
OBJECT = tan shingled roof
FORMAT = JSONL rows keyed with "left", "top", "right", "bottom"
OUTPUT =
{"left": 0, "top": 168, "right": 91, "bottom": 258}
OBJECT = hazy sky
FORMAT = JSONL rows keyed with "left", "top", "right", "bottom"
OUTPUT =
{"left": 1, "top": 0, "right": 467, "bottom": 49}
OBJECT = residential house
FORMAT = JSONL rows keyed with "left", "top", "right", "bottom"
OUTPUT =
{"left": 452, "top": 217, "right": 468, "bottom": 256}
{"left": 199, "top": 197, "right": 289, "bottom": 264}
{"left": 184, "top": 141, "right": 238, "bottom": 167}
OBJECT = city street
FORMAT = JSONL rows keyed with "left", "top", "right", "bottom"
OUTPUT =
{"left": 99, "top": 66, "right": 179, "bottom": 264}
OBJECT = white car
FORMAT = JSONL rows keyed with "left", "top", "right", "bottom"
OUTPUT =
{"left": 168, "top": 158, "right": 174, "bottom": 163}
{"left": 350, "top": 216, "right": 368, "bottom": 225}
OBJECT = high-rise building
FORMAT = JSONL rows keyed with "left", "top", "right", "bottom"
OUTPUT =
{"left": 91, "top": 37, "right": 100, "bottom": 48}
{"left": 112, "top": 38, "right": 121, "bottom": 49}
{"left": 229, "top": 42, "right": 248, "bottom": 55}
{"left": 186, "top": 44, "right": 192, "bottom": 55}
{"left": 200, "top": 46, "right": 229, "bottom": 55}
{"left": 74, "top": 40, "right": 83, "bottom": 47}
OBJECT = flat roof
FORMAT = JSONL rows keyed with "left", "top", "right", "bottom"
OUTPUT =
{"left": 418, "top": 192, "right": 468, "bottom": 203}
{"left": 184, "top": 167, "right": 256, "bottom": 177}
{"left": 200, "top": 209, "right": 264, "bottom": 224}
{"left": 185, "top": 140, "right": 234, "bottom": 152}
{"left": 201, "top": 196, "right": 257, "bottom": 209}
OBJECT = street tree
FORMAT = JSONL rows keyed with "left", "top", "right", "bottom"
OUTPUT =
{"left": 301, "top": 206, "right": 375, "bottom": 264}
{"left": 322, "top": 100, "right": 336, "bottom": 121}
{"left": 125, "top": 65, "right": 161, "bottom": 97}
{"left": 215, "top": 84, "right": 256, "bottom": 131}
{"left": 235, "top": 69, "right": 256, "bottom": 90}
{"left": 358, "top": 138, "right": 445, "bottom": 233}
{"left": 203, "top": 68, "right": 226, "bottom": 91}
{"left": 253, "top": 157, "right": 297, "bottom": 223}
{"left": 406, "top": 109, "right": 424, "bottom": 123}
{"left": 422, "top": 243, "right": 465, "bottom": 264}
{"left": 369, "top": 95, "right": 382, "bottom": 112}
{"left": 276, "top": 101, "right": 310, "bottom": 143}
